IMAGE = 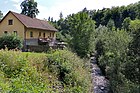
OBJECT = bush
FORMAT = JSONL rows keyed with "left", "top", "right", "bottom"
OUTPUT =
{"left": 0, "top": 71, "right": 10, "bottom": 93}
{"left": 94, "top": 26, "right": 139, "bottom": 93}
{"left": 0, "top": 50, "right": 48, "bottom": 92}
{"left": 0, "top": 34, "right": 23, "bottom": 50}
{"left": 0, "top": 49, "right": 91, "bottom": 92}
{"left": 45, "top": 49, "right": 91, "bottom": 92}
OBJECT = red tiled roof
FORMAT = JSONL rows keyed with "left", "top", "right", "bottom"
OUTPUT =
{"left": 2, "top": 11, "right": 58, "bottom": 31}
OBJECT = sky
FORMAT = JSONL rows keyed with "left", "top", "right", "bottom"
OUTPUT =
{"left": 0, "top": 0, "right": 139, "bottom": 20}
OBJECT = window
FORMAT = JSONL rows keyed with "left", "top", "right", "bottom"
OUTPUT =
{"left": 52, "top": 33, "right": 54, "bottom": 37}
{"left": 4, "top": 31, "right": 8, "bottom": 34}
{"left": 30, "top": 31, "right": 33, "bottom": 37}
{"left": 39, "top": 32, "right": 41, "bottom": 37}
{"left": 50, "top": 33, "right": 51, "bottom": 37}
{"left": 13, "top": 31, "right": 17, "bottom": 35}
{"left": 43, "top": 33, "right": 45, "bottom": 38}
{"left": 8, "top": 19, "right": 13, "bottom": 25}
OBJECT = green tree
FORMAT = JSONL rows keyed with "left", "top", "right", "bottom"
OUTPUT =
{"left": 55, "top": 12, "right": 96, "bottom": 57}
{"left": 107, "top": 19, "right": 115, "bottom": 30}
{"left": 122, "top": 28, "right": 140, "bottom": 93}
{"left": 94, "top": 27, "right": 132, "bottom": 92}
{"left": 89, "top": 1, "right": 139, "bottom": 28}
{"left": 0, "top": 10, "right": 3, "bottom": 19}
{"left": 127, "top": 30, "right": 140, "bottom": 80}
{"left": 136, "top": 1, "right": 140, "bottom": 19}
{"left": 59, "top": 12, "right": 63, "bottom": 19}
{"left": 48, "top": 16, "right": 51, "bottom": 21}
{"left": 50, "top": 17, "right": 53, "bottom": 22}
{"left": 20, "top": 0, "right": 39, "bottom": 18}
{"left": 67, "top": 12, "right": 96, "bottom": 57}
{"left": 129, "top": 19, "right": 140, "bottom": 32}
{"left": 126, "top": 21, "right": 140, "bottom": 84}
{"left": 95, "top": 25, "right": 108, "bottom": 57}
{"left": 122, "top": 17, "right": 131, "bottom": 31}
{"left": 0, "top": 34, "right": 23, "bottom": 50}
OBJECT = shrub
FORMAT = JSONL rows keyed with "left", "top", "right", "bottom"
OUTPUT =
{"left": 45, "top": 49, "right": 91, "bottom": 92}
{"left": 0, "top": 50, "right": 48, "bottom": 92}
{"left": 94, "top": 27, "right": 137, "bottom": 93}
{"left": 0, "top": 49, "right": 91, "bottom": 92}
{"left": 0, "top": 34, "right": 23, "bottom": 50}
{"left": 0, "top": 71, "right": 10, "bottom": 93}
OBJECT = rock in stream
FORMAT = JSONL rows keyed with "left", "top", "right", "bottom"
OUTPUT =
{"left": 90, "top": 56, "right": 111, "bottom": 93}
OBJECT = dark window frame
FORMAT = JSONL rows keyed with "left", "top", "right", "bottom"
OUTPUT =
{"left": 30, "top": 31, "right": 33, "bottom": 37}
{"left": 39, "top": 32, "right": 41, "bottom": 37}
{"left": 43, "top": 33, "right": 45, "bottom": 38}
{"left": 52, "top": 33, "right": 54, "bottom": 37}
{"left": 8, "top": 19, "right": 13, "bottom": 25}
{"left": 50, "top": 33, "right": 51, "bottom": 37}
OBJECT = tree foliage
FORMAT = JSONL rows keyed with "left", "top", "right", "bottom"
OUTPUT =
{"left": 88, "top": 1, "right": 140, "bottom": 28}
{"left": 0, "top": 10, "right": 3, "bottom": 19}
{"left": 49, "top": 2, "right": 140, "bottom": 92}
{"left": 122, "top": 17, "right": 131, "bottom": 31}
{"left": 0, "top": 34, "right": 22, "bottom": 50}
{"left": 58, "top": 12, "right": 96, "bottom": 57}
{"left": 129, "top": 19, "right": 140, "bottom": 32}
{"left": 125, "top": 28, "right": 140, "bottom": 85}
{"left": 20, "top": 0, "right": 39, "bottom": 18}
{"left": 50, "top": 12, "right": 96, "bottom": 57}
{"left": 94, "top": 25, "right": 140, "bottom": 92}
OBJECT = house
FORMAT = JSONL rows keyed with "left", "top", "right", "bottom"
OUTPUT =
{"left": 0, "top": 11, "right": 58, "bottom": 51}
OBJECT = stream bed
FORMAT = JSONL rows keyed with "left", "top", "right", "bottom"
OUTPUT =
{"left": 90, "top": 56, "right": 111, "bottom": 93}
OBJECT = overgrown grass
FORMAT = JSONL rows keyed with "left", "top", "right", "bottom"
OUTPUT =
{"left": 0, "top": 49, "right": 91, "bottom": 93}
{"left": 45, "top": 50, "right": 91, "bottom": 93}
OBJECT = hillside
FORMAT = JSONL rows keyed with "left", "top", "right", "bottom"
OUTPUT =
{"left": 0, "top": 49, "right": 91, "bottom": 93}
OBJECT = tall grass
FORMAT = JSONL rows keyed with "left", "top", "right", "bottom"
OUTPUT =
{"left": 45, "top": 50, "right": 91, "bottom": 92}
{"left": 0, "top": 49, "right": 91, "bottom": 93}
{"left": 0, "top": 49, "right": 48, "bottom": 92}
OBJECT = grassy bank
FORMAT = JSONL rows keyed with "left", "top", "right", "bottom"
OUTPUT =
{"left": 0, "top": 49, "right": 91, "bottom": 93}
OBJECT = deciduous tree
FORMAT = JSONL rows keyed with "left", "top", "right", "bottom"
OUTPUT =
{"left": 20, "top": 0, "right": 39, "bottom": 18}
{"left": 67, "top": 12, "right": 96, "bottom": 57}
{"left": 0, "top": 10, "right": 3, "bottom": 19}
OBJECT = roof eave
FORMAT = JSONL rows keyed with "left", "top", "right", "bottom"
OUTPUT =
{"left": 27, "top": 27, "right": 58, "bottom": 32}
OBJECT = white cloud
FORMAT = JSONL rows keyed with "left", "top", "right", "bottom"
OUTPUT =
{"left": 13, "top": 3, "right": 21, "bottom": 11}
{"left": 37, "top": 5, "right": 49, "bottom": 19}
{"left": 10, "top": 0, "right": 22, "bottom": 12}
{"left": 11, "top": 0, "right": 21, "bottom": 3}
{"left": 4, "top": 1, "right": 8, "bottom": 4}
{"left": 37, "top": 0, "right": 86, "bottom": 20}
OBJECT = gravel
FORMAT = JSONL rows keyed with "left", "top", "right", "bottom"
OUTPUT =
{"left": 91, "top": 56, "right": 111, "bottom": 93}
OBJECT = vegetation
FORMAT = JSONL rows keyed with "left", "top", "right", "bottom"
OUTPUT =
{"left": 89, "top": 1, "right": 140, "bottom": 29}
{"left": 65, "top": 12, "right": 95, "bottom": 57}
{"left": 0, "top": 49, "right": 91, "bottom": 92}
{"left": 94, "top": 26, "right": 139, "bottom": 93}
{"left": 0, "top": 34, "right": 22, "bottom": 50}
{"left": 0, "top": 10, "right": 3, "bottom": 19}
{"left": 48, "top": 1, "right": 140, "bottom": 93}
{"left": 20, "top": 0, "right": 39, "bottom": 18}
{"left": 0, "top": 1, "right": 139, "bottom": 93}
{"left": 46, "top": 50, "right": 91, "bottom": 92}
